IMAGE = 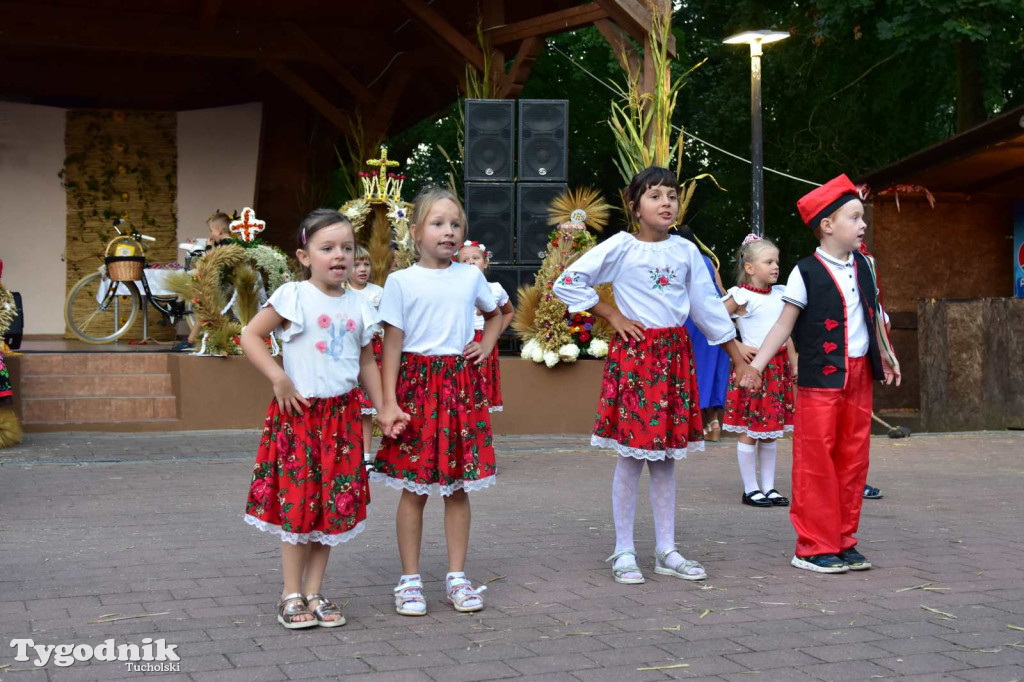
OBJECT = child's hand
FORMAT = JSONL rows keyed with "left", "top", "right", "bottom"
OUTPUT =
{"left": 463, "top": 340, "right": 493, "bottom": 365}
{"left": 377, "top": 404, "right": 411, "bottom": 438}
{"left": 881, "top": 354, "right": 901, "bottom": 387}
{"left": 736, "top": 363, "right": 762, "bottom": 391}
{"left": 609, "top": 311, "right": 646, "bottom": 343}
{"left": 272, "top": 375, "right": 310, "bottom": 416}
{"left": 738, "top": 342, "right": 759, "bottom": 363}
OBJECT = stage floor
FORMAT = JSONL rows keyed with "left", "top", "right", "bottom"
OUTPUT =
{"left": 14, "top": 336, "right": 177, "bottom": 353}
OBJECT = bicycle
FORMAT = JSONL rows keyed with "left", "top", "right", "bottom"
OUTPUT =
{"left": 64, "top": 219, "right": 194, "bottom": 344}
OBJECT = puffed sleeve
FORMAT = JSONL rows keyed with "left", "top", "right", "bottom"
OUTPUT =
{"left": 492, "top": 283, "right": 510, "bottom": 307}
{"left": 683, "top": 244, "right": 737, "bottom": 345}
{"left": 356, "top": 295, "right": 379, "bottom": 347}
{"left": 722, "top": 286, "right": 748, "bottom": 319}
{"left": 474, "top": 269, "right": 498, "bottom": 313}
{"left": 377, "top": 273, "right": 405, "bottom": 330}
{"left": 553, "top": 232, "right": 627, "bottom": 313}
{"left": 264, "top": 282, "right": 303, "bottom": 341}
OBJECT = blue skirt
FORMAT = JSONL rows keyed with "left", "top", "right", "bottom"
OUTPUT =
{"left": 684, "top": 319, "right": 729, "bottom": 410}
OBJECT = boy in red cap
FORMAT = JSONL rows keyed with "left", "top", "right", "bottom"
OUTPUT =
{"left": 736, "top": 174, "right": 900, "bottom": 573}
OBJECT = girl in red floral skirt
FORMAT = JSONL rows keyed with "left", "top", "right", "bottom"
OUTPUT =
{"left": 241, "top": 209, "right": 407, "bottom": 630}
{"left": 348, "top": 244, "right": 386, "bottom": 458}
{"left": 373, "top": 188, "right": 503, "bottom": 616}
{"left": 456, "top": 240, "right": 515, "bottom": 412}
{"left": 722, "top": 235, "right": 797, "bottom": 508}
{"left": 553, "top": 166, "right": 752, "bottom": 584}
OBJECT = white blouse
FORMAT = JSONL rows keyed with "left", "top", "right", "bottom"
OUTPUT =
{"left": 474, "top": 282, "right": 510, "bottom": 330}
{"left": 378, "top": 262, "right": 497, "bottom": 355}
{"left": 553, "top": 232, "right": 736, "bottom": 344}
{"left": 349, "top": 282, "right": 385, "bottom": 336}
{"left": 264, "top": 281, "right": 378, "bottom": 398}
{"left": 724, "top": 285, "right": 786, "bottom": 349}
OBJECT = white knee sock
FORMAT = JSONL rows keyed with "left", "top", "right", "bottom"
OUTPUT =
{"left": 647, "top": 458, "right": 677, "bottom": 556}
{"left": 758, "top": 441, "right": 778, "bottom": 492}
{"left": 612, "top": 457, "right": 644, "bottom": 568}
{"left": 737, "top": 441, "right": 759, "bottom": 493}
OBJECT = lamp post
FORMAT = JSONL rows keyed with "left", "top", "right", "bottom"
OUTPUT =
{"left": 723, "top": 30, "right": 789, "bottom": 237}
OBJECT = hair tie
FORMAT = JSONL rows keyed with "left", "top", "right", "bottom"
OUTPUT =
{"left": 301, "top": 227, "right": 307, "bottom": 245}
{"left": 741, "top": 233, "right": 762, "bottom": 246}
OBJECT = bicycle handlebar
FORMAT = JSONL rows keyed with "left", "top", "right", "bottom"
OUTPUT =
{"left": 139, "top": 234, "right": 156, "bottom": 242}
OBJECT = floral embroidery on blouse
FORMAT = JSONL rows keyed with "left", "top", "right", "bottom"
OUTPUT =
{"left": 649, "top": 266, "right": 676, "bottom": 291}
{"left": 315, "top": 313, "right": 355, "bottom": 360}
{"left": 560, "top": 273, "right": 578, "bottom": 286}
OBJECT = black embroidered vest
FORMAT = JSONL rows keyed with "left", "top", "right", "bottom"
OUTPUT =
{"left": 792, "top": 251, "right": 884, "bottom": 389}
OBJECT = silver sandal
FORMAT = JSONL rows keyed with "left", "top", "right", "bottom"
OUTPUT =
{"left": 446, "top": 576, "right": 486, "bottom": 613}
{"left": 394, "top": 577, "right": 427, "bottom": 617}
{"left": 653, "top": 547, "right": 707, "bottom": 581}
{"left": 305, "top": 593, "right": 346, "bottom": 627}
{"left": 606, "top": 549, "right": 645, "bottom": 584}
{"left": 276, "top": 593, "right": 317, "bottom": 630}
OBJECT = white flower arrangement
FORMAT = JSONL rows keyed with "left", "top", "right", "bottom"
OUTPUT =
{"left": 543, "top": 350, "right": 559, "bottom": 368}
{"left": 521, "top": 338, "right": 540, "bottom": 360}
{"left": 587, "top": 338, "right": 609, "bottom": 358}
{"left": 558, "top": 343, "right": 580, "bottom": 362}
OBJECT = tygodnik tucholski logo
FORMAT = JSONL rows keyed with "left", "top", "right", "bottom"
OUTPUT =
{"left": 10, "top": 637, "right": 181, "bottom": 672}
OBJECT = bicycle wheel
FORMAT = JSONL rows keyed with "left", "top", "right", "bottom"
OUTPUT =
{"left": 65, "top": 272, "right": 141, "bottom": 343}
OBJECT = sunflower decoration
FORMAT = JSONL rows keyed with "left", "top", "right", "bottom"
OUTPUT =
{"left": 513, "top": 187, "right": 616, "bottom": 368}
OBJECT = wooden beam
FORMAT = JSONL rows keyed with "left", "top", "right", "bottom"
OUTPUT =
{"left": 286, "top": 23, "right": 377, "bottom": 106}
{"left": 595, "top": 18, "right": 641, "bottom": 77}
{"left": 486, "top": 3, "right": 609, "bottom": 46}
{"left": 368, "top": 66, "right": 415, "bottom": 139}
{"left": 264, "top": 60, "right": 353, "bottom": 133}
{"left": 400, "top": 0, "right": 485, "bottom": 72}
{"left": 198, "top": 0, "right": 222, "bottom": 32}
{"left": 498, "top": 36, "right": 544, "bottom": 98}
{"left": 594, "top": 0, "right": 675, "bottom": 57}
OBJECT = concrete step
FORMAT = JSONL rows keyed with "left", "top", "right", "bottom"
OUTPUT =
{"left": 20, "top": 373, "right": 173, "bottom": 399}
{"left": 21, "top": 395, "right": 178, "bottom": 424}
{"left": 16, "top": 353, "right": 170, "bottom": 376}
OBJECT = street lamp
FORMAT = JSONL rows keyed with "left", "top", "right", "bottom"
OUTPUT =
{"left": 723, "top": 30, "right": 789, "bottom": 237}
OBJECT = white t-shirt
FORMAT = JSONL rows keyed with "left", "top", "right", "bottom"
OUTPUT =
{"left": 552, "top": 232, "right": 736, "bottom": 344}
{"left": 781, "top": 248, "right": 874, "bottom": 357}
{"left": 378, "top": 262, "right": 498, "bottom": 355}
{"left": 474, "top": 282, "right": 510, "bottom": 330}
{"left": 724, "top": 285, "right": 786, "bottom": 349}
{"left": 264, "top": 281, "right": 377, "bottom": 398}
{"left": 349, "top": 282, "right": 385, "bottom": 336}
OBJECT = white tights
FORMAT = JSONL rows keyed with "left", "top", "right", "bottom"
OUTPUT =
{"left": 612, "top": 457, "right": 681, "bottom": 568}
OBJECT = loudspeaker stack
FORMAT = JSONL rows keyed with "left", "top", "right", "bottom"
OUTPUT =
{"left": 463, "top": 98, "right": 568, "bottom": 306}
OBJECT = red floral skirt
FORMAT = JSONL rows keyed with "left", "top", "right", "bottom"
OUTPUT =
{"left": 244, "top": 391, "right": 369, "bottom": 545}
{"left": 372, "top": 353, "right": 496, "bottom": 496}
{"left": 723, "top": 346, "right": 794, "bottom": 439}
{"left": 354, "top": 333, "right": 385, "bottom": 415}
{"left": 592, "top": 326, "right": 703, "bottom": 460}
{"left": 473, "top": 329, "right": 503, "bottom": 412}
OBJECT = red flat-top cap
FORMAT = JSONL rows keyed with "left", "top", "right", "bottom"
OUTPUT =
{"left": 797, "top": 174, "right": 859, "bottom": 229}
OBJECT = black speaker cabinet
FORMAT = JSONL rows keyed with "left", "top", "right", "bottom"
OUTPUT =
{"left": 516, "top": 182, "right": 567, "bottom": 264}
{"left": 518, "top": 99, "right": 568, "bottom": 182}
{"left": 3, "top": 291, "right": 23, "bottom": 350}
{"left": 465, "top": 183, "right": 515, "bottom": 263}
{"left": 464, "top": 99, "right": 515, "bottom": 182}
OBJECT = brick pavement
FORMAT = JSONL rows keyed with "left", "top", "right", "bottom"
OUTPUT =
{"left": 1, "top": 430, "right": 1023, "bottom": 681}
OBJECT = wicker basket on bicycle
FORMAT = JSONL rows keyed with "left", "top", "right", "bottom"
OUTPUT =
{"left": 104, "top": 236, "right": 146, "bottom": 282}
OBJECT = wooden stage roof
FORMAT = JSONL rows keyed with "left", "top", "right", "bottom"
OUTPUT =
{"left": 0, "top": 0, "right": 668, "bottom": 136}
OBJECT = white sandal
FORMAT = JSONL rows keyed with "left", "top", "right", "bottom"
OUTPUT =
{"left": 446, "top": 576, "right": 486, "bottom": 613}
{"left": 654, "top": 547, "right": 707, "bottom": 581}
{"left": 394, "top": 577, "right": 427, "bottom": 617}
{"left": 606, "top": 549, "right": 645, "bottom": 584}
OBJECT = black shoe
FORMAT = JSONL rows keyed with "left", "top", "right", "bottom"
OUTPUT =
{"left": 791, "top": 554, "right": 850, "bottom": 573}
{"left": 742, "top": 490, "right": 772, "bottom": 507}
{"left": 837, "top": 546, "right": 872, "bottom": 570}
{"left": 171, "top": 340, "right": 194, "bottom": 352}
{"left": 863, "top": 484, "right": 883, "bottom": 499}
{"left": 763, "top": 488, "right": 790, "bottom": 506}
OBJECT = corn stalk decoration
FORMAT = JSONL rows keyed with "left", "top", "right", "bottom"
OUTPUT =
{"left": 606, "top": 6, "right": 719, "bottom": 229}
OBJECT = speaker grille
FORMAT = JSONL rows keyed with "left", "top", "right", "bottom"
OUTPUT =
{"left": 465, "top": 100, "right": 514, "bottom": 181}
{"left": 465, "top": 183, "right": 514, "bottom": 263}
{"left": 516, "top": 182, "right": 567, "bottom": 264}
{"left": 518, "top": 100, "right": 568, "bottom": 182}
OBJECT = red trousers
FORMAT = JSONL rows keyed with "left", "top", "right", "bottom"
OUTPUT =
{"left": 791, "top": 356, "right": 873, "bottom": 557}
